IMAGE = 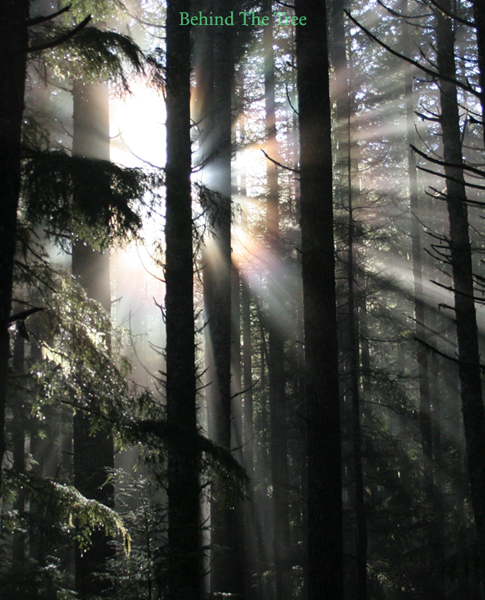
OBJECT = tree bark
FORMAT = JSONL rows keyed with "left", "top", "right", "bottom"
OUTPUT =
{"left": 435, "top": 2, "right": 485, "bottom": 595}
{"left": 472, "top": 0, "right": 485, "bottom": 146}
{"left": 202, "top": 0, "right": 244, "bottom": 594}
{"left": 263, "top": 2, "right": 291, "bottom": 598}
{"left": 165, "top": 0, "right": 200, "bottom": 596}
{"left": 295, "top": 0, "right": 344, "bottom": 598}
{"left": 0, "top": 0, "right": 29, "bottom": 504}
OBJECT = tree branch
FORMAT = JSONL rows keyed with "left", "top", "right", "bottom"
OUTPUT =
{"left": 261, "top": 149, "right": 300, "bottom": 173}
{"left": 27, "top": 14, "right": 92, "bottom": 53}
{"left": 344, "top": 10, "right": 481, "bottom": 100}
{"left": 411, "top": 144, "right": 485, "bottom": 179}
{"left": 27, "top": 5, "right": 72, "bottom": 27}
{"left": 7, "top": 306, "right": 44, "bottom": 324}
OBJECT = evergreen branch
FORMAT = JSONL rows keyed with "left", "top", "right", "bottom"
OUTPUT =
{"left": 344, "top": 11, "right": 481, "bottom": 100}
{"left": 27, "top": 15, "right": 92, "bottom": 53}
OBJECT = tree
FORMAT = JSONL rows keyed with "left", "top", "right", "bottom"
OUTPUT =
{"left": 295, "top": 0, "right": 344, "bottom": 597}
{"left": 164, "top": 0, "right": 200, "bottom": 596}
{"left": 434, "top": 0, "right": 485, "bottom": 593}
{"left": 71, "top": 78, "right": 115, "bottom": 600}
{"left": 0, "top": 0, "right": 30, "bottom": 502}
{"left": 263, "top": 2, "right": 292, "bottom": 598}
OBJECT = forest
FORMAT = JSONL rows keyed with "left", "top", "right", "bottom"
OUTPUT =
{"left": 1, "top": 0, "right": 485, "bottom": 599}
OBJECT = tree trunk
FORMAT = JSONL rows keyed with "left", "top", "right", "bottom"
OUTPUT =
{"left": 472, "top": 0, "right": 485, "bottom": 146}
{"left": 295, "top": 0, "right": 344, "bottom": 598}
{"left": 12, "top": 330, "right": 26, "bottom": 566}
{"left": 202, "top": 0, "right": 244, "bottom": 594}
{"left": 0, "top": 0, "right": 29, "bottom": 503}
{"left": 263, "top": 2, "right": 291, "bottom": 598}
{"left": 435, "top": 2, "right": 485, "bottom": 595}
{"left": 165, "top": 0, "right": 200, "bottom": 597}
{"left": 331, "top": 0, "right": 367, "bottom": 595}
{"left": 71, "top": 79, "right": 115, "bottom": 600}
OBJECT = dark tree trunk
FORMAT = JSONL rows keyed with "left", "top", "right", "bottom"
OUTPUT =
{"left": 435, "top": 2, "right": 485, "bottom": 595}
{"left": 295, "top": 0, "right": 344, "bottom": 598}
{"left": 263, "top": 2, "right": 291, "bottom": 598}
{"left": 472, "top": 0, "right": 485, "bottom": 145}
{"left": 0, "top": 0, "right": 29, "bottom": 503}
{"left": 71, "top": 80, "right": 115, "bottom": 600}
{"left": 403, "top": 5, "right": 445, "bottom": 593}
{"left": 346, "top": 144, "right": 367, "bottom": 600}
{"left": 201, "top": 0, "right": 244, "bottom": 595}
{"left": 165, "top": 0, "right": 200, "bottom": 597}
{"left": 12, "top": 330, "right": 26, "bottom": 566}
{"left": 242, "top": 280, "right": 254, "bottom": 480}
{"left": 331, "top": 0, "right": 367, "bottom": 595}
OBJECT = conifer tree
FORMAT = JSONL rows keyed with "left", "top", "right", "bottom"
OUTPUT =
{"left": 164, "top": 0, "right": 200, "bottom": 596}
{"left": 295, "top": 0, "right": 344, "bottom": 597}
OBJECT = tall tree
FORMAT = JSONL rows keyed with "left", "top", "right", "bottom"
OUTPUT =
{"left": 295, "top": 0, "right": 344, "bottom": 598}
{"left": 331, "top": 1, "right": 367, "bottom": 596}
{"left": 472, "top": 0, "right": 485, "bottom": 145}
{"left": 198, "top": 0, "right": 245, "bottom": 595}
{"left": 164, "top": 0, "right": 200, "bottom": 596}
{"left": 71, "top": 79, "right": 115, "bottom": 600}
{"left": 0, "top": 0, "right": 30, "bottom": 502}
{"left": 263, "top": 2, "right": 291, "bottom": 598}
{"left": 434, "top": 0, "right": 485, "bottom": 594}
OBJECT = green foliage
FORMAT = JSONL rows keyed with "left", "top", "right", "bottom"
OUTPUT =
{"left": 32, "top": 276, "right": 131, "bottom": 425}
{"left": 22, "top": 150, "right": 147, "bottom": 249}
{"left": 0, "top": 468, "right": 130, "bottom": 599}
{"left": 121, "top": 418, "right": 249, "bottom": 507}
{"left": 49, "top": 26, "right": 146, "bottom": 87}
{"left": 59, "top": 0, "right": 126, "bottom": 22}
{"left": 3, "top": 470, "right": 130, "bottom": 554}
{"left": 106, "top": 472, "right": 161, "bottom": 600}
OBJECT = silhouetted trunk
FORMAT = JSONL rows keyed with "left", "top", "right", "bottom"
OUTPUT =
{"left": 346, "top": 145, "right": 367, "bottom": 600}
{"left": 263, "top": 3, "right": 291, "bottom": 598}
{"left": 12, "top": 330, "right": 26, "bottom": 566}
{"left": 401, "top": 2, "right": 444, "bottom": 593}
{"left": 165, "top": 0, "right": 200, "bottom": 598}
{"left": 0, "top": 0, "right": 29, "bottom": 502}
{"left": 71, "top": 79, "right": 115, "bottom": 599}
{"left": 242, "top": 280, "right": 253, "bottom": 479}
{"left": 331, "top": 0, "right": 367, "bottom": 595}
{"left": 436, "top": 2, "right": 485, "bottom": 594}
{"left": 295, "top": 0, "right": 344, "bottom": 598}
{"left": 202, "top": 0, "right": 244, "bottom": 595}
{"left": 472, "top": 0, "right": 485, "bottom": 145}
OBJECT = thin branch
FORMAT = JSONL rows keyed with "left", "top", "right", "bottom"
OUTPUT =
{"left": 260, "top": 149, "right": 300, "bottom": 173}
{"left": 427, "top": 0, "right": 475, "bottom": 28}
{"left": 417, "top": 165, "right": 485, "bottom": 191}
{"left": 411, "top": 144, "right": 485, "bottom": 178}
{"left": 27, "top": 5, "right": 72, "bottom": 27}
{"left": 27, "top": 15, "right": 92, "bottom": 53}
{"left": 7, "top": 306, "right": 44, "bottom": 324}
{"left": 344, "top": 11, "right": 481, "bottom": 100}
{"left": 415, "top": 337, "right": 485, "bottom": 372}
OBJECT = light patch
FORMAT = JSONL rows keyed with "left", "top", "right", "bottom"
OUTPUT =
{"left": 110, "top": 79, "right": 166, "bottom": 169}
